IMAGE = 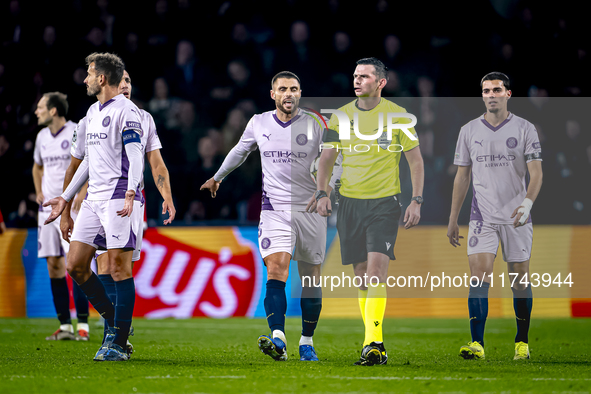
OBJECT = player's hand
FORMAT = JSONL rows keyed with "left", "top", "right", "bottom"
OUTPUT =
{"left": 72, "top": 195, "right": 84, "bottom": 213}
{"left": 447, "top": 221, "right": 463, "bottom": 247}
{"left": 200, "top": 177, "right": 221, "bottom": 198}
{"left": 42, "top": 197, "right": 67, "bottom": 225}
{"left": 60, "top": 212, "right": 74, "bottom": 243}
{"left": 403, "top": 201, "right": 421, "bottom": 229}
{"left": 306, "top": 195, "right": 318, "bottom": 213}
{"left": 0, "top": 222, "right": 6, "bottom": 235}
{"left": 316, "top": 197, "right": 332, "bottom": 217}
{"left": 117, "top": 190, "right": 136, "bottom": 217}
{"left": 162, "top": 199, "right": 176, "bottom": 225}
{"left": 511, "top": 206, "right": 528, "bottom": 228}
{"left": 36, "top": 192, "right": 44, "bottom": 205}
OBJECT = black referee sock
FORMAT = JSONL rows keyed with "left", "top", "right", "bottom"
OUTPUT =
{"left": 512, "top": 286, "right": 533, "bottom": 343}
{"left": 78, "top": 272, "right": 115, "bottom": 329}
{"left": 301, "top": 286, "right": 322, "bottom": 337}
{"left": 50, "top": 277, "right": 72, "bottom": 325}
{"left": 264, "top": 279, "right": 287, "bottom": 333}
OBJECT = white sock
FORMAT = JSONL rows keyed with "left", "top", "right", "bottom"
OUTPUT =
{"left": 299, "top": 335, "right": 313, "bottom": 346}
{"left": 77, "top": 323, "right": 89, "bottom": 332}
{"left": 60, "top": 323, "right": 74, "bottom": 333}
{"left": 272, "top": 330, "right": 287, "bottom": 345}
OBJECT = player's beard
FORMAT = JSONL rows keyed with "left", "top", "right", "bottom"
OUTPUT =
{"left": 86, "top": 80, "right": 101, "bottom": 97}
{"left": 276, "top": 98, "right": 298, "bottom": 116}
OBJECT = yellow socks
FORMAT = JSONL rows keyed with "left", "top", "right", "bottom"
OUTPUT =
{"left": 363, "top": 283, "right": 387, "bottom": 346}
{"left": 358, "top": 289, "right": 368, "bottom": 324}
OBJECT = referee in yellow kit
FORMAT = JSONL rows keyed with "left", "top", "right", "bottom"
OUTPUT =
{"left": 312, "top": 57, "right": 424, "bottom": 366}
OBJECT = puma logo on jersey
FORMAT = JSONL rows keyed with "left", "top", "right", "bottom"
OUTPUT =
{"left": 263, "top": 134, "right": 271, "bottom": 140}
{"left": 475, "top": 140, "right": 483, "bottom": 146}
{"left": 112, "top": 234, "right": 121, "bottom": 240}
{"left": 385, "top": 242, "right": 391, "bottom": 251}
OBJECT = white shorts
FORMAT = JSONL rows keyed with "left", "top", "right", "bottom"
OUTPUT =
{"left": 258, "top": 210, "right": 327, "bottom": 265}
{"left": 95, "top": 204, "right": 145, "bottom": 262}
{"left": 467, "top": 220, "right": 533, "bottom": 262}
{"left": 71, "top": 199, "right": 143, "bottom": 251}
{"left": 38, "top": 209, "right": 77, "bottom": 258}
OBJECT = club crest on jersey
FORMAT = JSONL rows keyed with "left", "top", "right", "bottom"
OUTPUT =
{"left": 102, "top": 116, "right": 111, "bottom": 127}
{"left": 61, "top": 140, "right": 69, "bottom": 150}
{"left": 261, "top": 238, "right": 271, "bottom": 249}
{"left": 296, "top": 133, "right": 308, "bottom": 146}
{"left": 377, "top": 131, "right": 391, "bottom": 150}
{"left": 469, "top": 236, "right": 479, "bottom": 247}
{"left": 506, "top": 137, "right": 518, "bottom": 148}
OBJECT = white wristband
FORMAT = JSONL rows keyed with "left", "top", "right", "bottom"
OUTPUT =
{"left": 517, "top": 198, "right": 534, "bottom": 225}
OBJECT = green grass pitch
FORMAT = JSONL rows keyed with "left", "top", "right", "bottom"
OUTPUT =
{"left": 1, "top": 317, "right": 589, "bottom": 393}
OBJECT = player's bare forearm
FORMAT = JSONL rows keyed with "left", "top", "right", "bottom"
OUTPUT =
{"left": 449, "top": 165, "right": 471, "bottom": 223}
{"left": 147, "top": 150, "right": 173, "bottom": 201}
{"left": 149, "top": 159, "right": 176, "bottom": 224}
{"left": 62, "top": 157, "right": 83, "bottom": 216}
{"left": 404, "top": 147, "right": 424, "bottom": 198}
{"left": 32, "top": 163, "right": 44, "bottom": 203}
{"left": 153, "top": 170, "right": 172, "bottom": 202}
{"left": 317, "top": 148, "right": 338, "bottom": 192}
{"left": 524, "top": 160, "right": 543, "bottom": 203}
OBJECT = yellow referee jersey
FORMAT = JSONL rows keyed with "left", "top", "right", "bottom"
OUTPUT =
{"left": 324, "top": 98, "right": 419, "bottom": 199}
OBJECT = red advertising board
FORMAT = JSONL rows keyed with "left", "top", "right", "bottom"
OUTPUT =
{"left": 131, "top": 228, "right": 260, "bottom": 318}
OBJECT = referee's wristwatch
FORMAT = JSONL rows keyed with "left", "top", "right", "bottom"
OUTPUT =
{"left": 411, "top": 196, "right": 424, "bottom": 205}
{"left": 315, "top": 190, "right": 328, "bottom": 202}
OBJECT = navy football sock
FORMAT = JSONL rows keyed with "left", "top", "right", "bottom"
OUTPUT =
{"left": 264, "top": 279, "right": 287, "bottom": 333}
{"left": 301, "top": 286, "right": 322, "bottom": 337}
{"left": 50, "top": 277, "right": 72, "bottom": 325}
{"left": 468, "top": 281, "right": 490, "bottom": 347}
{"left": 98, "top": 274, "right": 116, "bottom": 336}
{"left": 113, "top": 278, "right": 136, "bottom": 349}
{"left": 72, "top": 280, "right": 89, "bottom": 324}
{"left": 78, "top": 273, "right": 115, "bottom": 329}
{"left": 512, "top": 286, "right": 533, "bottom": 343}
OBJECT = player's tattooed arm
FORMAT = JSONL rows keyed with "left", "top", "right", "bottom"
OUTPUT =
{"left": 156, "top": 174, "right": 165, "bottom": 191}
{"left": 146, "top": 149, "right": 175, "bottom": 225}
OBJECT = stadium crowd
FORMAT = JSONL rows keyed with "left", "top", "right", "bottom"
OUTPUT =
{"left": 0, "top": 0, "right": 589, "bottom": 226}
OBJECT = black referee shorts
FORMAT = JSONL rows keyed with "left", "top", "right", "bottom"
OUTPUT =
{"left": 336, "top": 194, "right": 402, "bottom": 265}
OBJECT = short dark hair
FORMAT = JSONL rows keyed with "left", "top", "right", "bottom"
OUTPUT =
{"left": 85, "top": 52, "right": 125, "bottom": 87}
{"left": 43, "top": 92, "right": 68, "bottom": 117}
{"left": 480, "top": 72, "right": 511, "bottom": 90}
{"left": 271, "top": 71, "right": 300, "bottom": 88}
{"left": 356, "top": 57, "right": 389, "bottom": 81}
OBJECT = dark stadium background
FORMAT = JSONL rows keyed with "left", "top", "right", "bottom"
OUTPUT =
{"left": 1, "top": 0, "right": 589, "bottom": 227}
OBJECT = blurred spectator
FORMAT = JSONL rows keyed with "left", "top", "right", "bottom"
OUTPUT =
{"left": 148, "top": 77, "right": 181, "bottom": 129}
{"left": 221, "top": 107, "right": 248, "bottom": 153}
{"left": 166, "top": 40, "right": 211, "bottom": 101}
{"left": 7, "top": 197, "right": 37, "bottom": 228}
{"left": 186, "top": 136, "right": 231, "bottom": 221}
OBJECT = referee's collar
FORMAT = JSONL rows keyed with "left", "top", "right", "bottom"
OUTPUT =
{"left": 355, "top": 98, "right": 382, "bottom": 111}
